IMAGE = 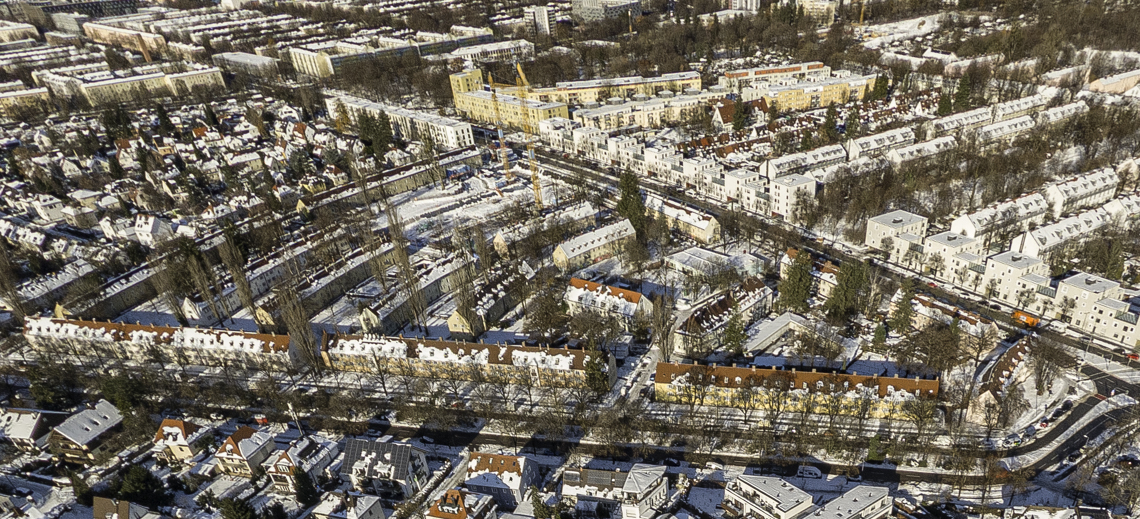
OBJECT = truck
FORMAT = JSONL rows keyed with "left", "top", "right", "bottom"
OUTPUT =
{"left": 1012, "top": 310, "right": 1040, "bottom": 328}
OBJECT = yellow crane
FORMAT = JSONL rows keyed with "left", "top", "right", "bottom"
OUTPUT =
{"left": 488, "top": 74, "right": 514, "bottom": 180}
{"left": 513, "top": 63, "right": 543, "bottom": 211}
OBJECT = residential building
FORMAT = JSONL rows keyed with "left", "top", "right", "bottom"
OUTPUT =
{"left": 211, "top": 52, "right": 279, "bottom": 78}
{"left": 889, "top": 291, "right": 1000, "bottom": 342}
{"left": 446, "top": 263, "right": 534, "bottom": 340}
{"left": 949, "top": 193, "right": 1049, "bottom": 244}
{"left": 48, "top": 399, "right": 122, "bottom": 464}
{"left": 24, "top": 318, "right": 295, "bottom": 371}
{"left": 722, "top": 475, "right": 814, "bottom": 519}
{"left": 1055, "top": 272, "right": 1139, "bottom": 347}
{"left": 976, "top": 115, "right": 1036, "bottom": 146}
{"left": 523, "top": 6, "right": 556, "bottom": 35}
{"left": 571, "top": 0, "right": 641, "bottom": 23}
{"left": 644, "top": 194, "right": 719, "bottom": 243}
{"left": 564, "top": 278, "right": 652, "bottom": 328}
{"left": 152, "top": 418, "right": 207, "bottom": 464}
{"left": 768, "top": 174, "right": 815, "bottom": 221}
{"left": 92, "top": 498, "right": 162, "bottom": 519}
{"left": 1010, "top": 207, "right": 1112, "bottom": 258}
{"left": 921, "top": 231, "right": 984, "bottom": 283}
{"left": 265, "top": 435, "right": 340, "bottom": 494}
{"left": 551, "top": 219, "right": 636, "bottom": 270}
{"left": 320, "top": 334, "right": 613, "bottom": 389}
{"left": 885, "top": 136, "right": 957, "bottom": 165}
{"left": 452, "top": 88, "right": 568, "bottom": 130}
{"left": 813, "top": 486, "right": 892, "bottom": 519}
{"left": 492, "top": 201, "right": 595, "bottom": 257}
{"left": 757, "top": 144, "right": 846, "bottom": 180}
{"left": 133, "top": 214, "right": 172, "bottom": 247}
{"left": 560, "top": 464, "right": 669, "bottom": 519}
{"left": 980, "top": 251, "right": 1048, "bottom": 306}
{"left": 740, "top": 73, "right": 876, "bottom": 111}
{"left": 0, "top": 21, "right": 38, "bottom": 43}
{"left": 313, "top": 493, "right": 384, "bottom": 519}
{"left": 520, "top": 71, "right": 701, "bottom": 105}
{"left": 341, "top": 439, "right": 430, "bottom": 500}
{"left": 427, "top": 490, "right": 498, "bottom": 519}
{"left": 312, "top": 492, "right": 386, "bottom": 519}
{"left": 1089, "top": 69, "right": 1140, "bottom": 94}
{"left": 844, "top": 128, "right": 915, "bottom": 161}
{"left": 1041, "top": 168, "right": 1119, "bottom": 218}
{"left": 675, "top": 277, "right": 773, "bottom": 354}
{"left": 0, "top": 408, "right": 68, "bottom": 452}
{"left": 465, "top": 453, "right": 539, "bottom": 509}
{"left": 82, "top": 23, "right": 166, "bottom": 56}
{"left": 451, "top": 40, "right": 534, "bottom": 63}
{"left": 329, "top": 94, "right": 474, "bottom": 150}
{"left": 719, "top": 62, "right": 830, "bottom": 90}
{"left": 654, "top": 363, "right": 939, "bottom": 412}
{"left": 0, "top": 87, "right": 49, "bottom": 118}
{"left": 1035, "top": 101, "right": 1089, "bottom": 126}
{"left": 991, "top": 94, "right": 1047, "bottom": 122}
{"left": 927, "top": 106, "right": 992, "bottom": 137}
{"left": 215, "top": 426, "right": 275, "bottom": 478}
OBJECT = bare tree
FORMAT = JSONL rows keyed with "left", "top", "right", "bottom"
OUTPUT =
{"left": 277, "top": 268, "right": 320, "bottom": 373}
{"left": 0, "top": 244, "right": 25, "bottom": 323}
{"left": 384, "top": 202, "right": 426, "bottom": 331}
{"left": 652, "top": 294, "right": 677, "bottom": 362}
{"left": 757, "top": 371, "right": 795, "bottom": 433}
{"left": 219, "top": 234, "right": 256, "bottom": 320}
{"left": 1029, "top": 336, "right": 1071, "bottom": 395}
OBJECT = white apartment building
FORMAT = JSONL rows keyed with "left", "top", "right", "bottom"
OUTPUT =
{"left": 1056, "top": 272, "right": 1139, "bottom": 347}
{"left": 328, "top": 94, "right": 474, "bottom": 150}
{"left": 886, "top": 136, "right": 957, "bottom": 165}
{"left": 718, "top": 61, "right": 830, "bottom": 90}
{"left": 976, "top": 115, "right": 1036, "bottom": 145}
{"left": 560, "top": 464, "right": 668, "bottom": 519}
{"left": 523, "top": 6, "right": 556, "bottom": 35}
{"left": 1042, "top": 168, "right": 1119, "bottom": 218}
{"left": 864, "top": 210, "right": 929, "bottom": 250}
{"left": 768, "top": 174, "right": 816, "bottom": 221}
{"left": 991, "top": 94, "right": 1047, "bottom": 122}
{"left": 1011, "top": 207, "right": 1112, "bottom": 258}
{"left": 813, "top": 486, "right": 892, "bottom": 519}
{"left": 981, "top": 251, "right": 1049, "bottom": 306}
{"left": 923, "top": 231, "right": 985, "bottom": 281}
{"left": 949, "top": 193, "right": 1049, "bottom": 242}
{"left": 722, "top": 476, "right": 814, "bottom": 519}
{"left": 844, "top": 127, "right": 915, "bottom": 161}
{"left": 450, "top": 40, "right": 534, "bottom": 63}
{"left": 757, "top": 144, "right": 846, "bottom": 180}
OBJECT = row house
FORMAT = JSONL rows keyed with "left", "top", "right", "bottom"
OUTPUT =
{"left": 320, "top": 334, "right": 616, "bottom": 389}
{"left": 1036, "top": 101, "right": 1089, "bottom": 127}
{"left": 949, "top": 193, "right": 1048, "bottom": 245}
{"left": 1041, "top": 168, "right": 1119, "bottom": 218}
{"left": 1010, "top": 207, "right": 1112, "bottom": 258}
{"left": 564, "top": 278, "right": 653, "bottom": 329}
{"left": 756, "top": 144, "right": 845, "bottom": 180}
{"left": 990, "top": 94, "right": 1048, "bottom": 122}
{"left": 888, "top": 290, "right": 1001, "bottom": 342}
{"left": 23, "top": 317, "right": 296, "bottom": 371}
{"left": 492, "top": 201, "right": 596, "bottom": 258}
{"left": 675, "top": 277, "right": 773, "bottom": 355}
{"left": 643, "top": 194, "right": 720, "bottom": 243}
{"left": 885, "top": 136, "right": 957, "bottom": 166}
{"left": 552, "top": 219, "right": 636, "bottom": 271}
{"left": 976, "top": 115, "right": 1036, "bottom": 146}
{"left": 446, "top": 263, "right": 535, "bottom": 340}
{"left": 843, "top": 127, "right": 915, "bottom": 161}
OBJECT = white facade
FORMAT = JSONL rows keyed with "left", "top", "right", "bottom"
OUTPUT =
{"left": 864, "top": 210, "right": 928, "bottom": 250}
{"left": 329, "top": 94, "right": 474, "bottom": 150}
{"left": 949, "top": 193, "right": 1048, "bottom": 240}
{"left": 1042, "top": 168, "right": 1119, "bottom": 218}
{"left": 768, "top": 174, "right": 815, "bottom": 221}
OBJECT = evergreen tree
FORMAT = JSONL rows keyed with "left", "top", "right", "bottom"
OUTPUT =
{"left": 117, "top": 466, "right": 169, "bottom": 509}
{"left": 872, "top": 74, "right": 890, "bottom": 100}
{"left": 375, "top": 111, "right": 393, "bottom": 151}
{"left": 293, "top": 470, "right": 320, "bottom": 508}
{"left": 721, "top": 304, "right": 747, "bottom": 356}
{"left": 845, "top": 108, "right": 861, "bottom": 138}
{"left": 890, "top": 281, "right": 916, "bottom": 334}
{"left": 333, "top": 101, "right": 351, "bottom": 133}
{"left": 822, "top": 260, "right": 867, "bottom": 323}
{"left": 204, "top": 104, "right": 219, "bottom": 127}
{"left": 953, "top": 75, "right": 972, "bottom": 112}
{"left": 732, "top": 98, "right": 749, "bottom": 131}
{"left": 777, "top": 250, "right": 813, "bottom": 313}
{"left": 768, "top": 102, "right": 779, "bottom": 123}
{"left": 585, "top": 353, "right": 609, "bottom": 395}
{"left": 616, "top": 170, "right": 646, "bottom": 236}
{"left": 872, "top": 322, "right": 887, "bottom": 351}
{"left": 799, "top": 128, "right": 813, "bottom": 151}
{"left": 822, "top": 102, "right": 839, "bottom": 143}
{"left": 108, "top": 153, "right": 125, "bottom": 180}
{"left": 219, "top": 499, "right": 256, "bottom": 519}
{"left": 936, "top": 93, "right": 953, "bottom": 116}
{"left": 102, "top": 105, "right": 133, "bottom": 140}
{"left": 155, "top": 103, "right": 175, "bottom": 136}
{"left": 69, "top": 471, "right": 93, "bottom": 507}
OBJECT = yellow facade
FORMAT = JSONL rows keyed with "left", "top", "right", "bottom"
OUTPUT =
{"left": 454, "top": 89, "right": 568, "bottom": 130}
{"left": 0, "top": 88, "right": 49, "bottom": 118}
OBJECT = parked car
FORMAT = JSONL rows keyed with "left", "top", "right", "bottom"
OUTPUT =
{"left": 1061, "top": 400, "right": 1075, "bottom": 412}
{"left": 1024, "top": 425, "right": 1038, "bottom": 438}
{"left": 796, "top": 466, "right": 823, "bottom": 478}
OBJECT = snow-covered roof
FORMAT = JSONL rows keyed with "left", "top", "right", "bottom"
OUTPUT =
{"left": 24, "top": 317, "right": 291, "bottom": 354}
{"left": 887, "top": 136, "right": 956, "bottom": 163}
{"left": 977, "top": 115, "right": 1036, "bottom": 142}
{"left": 555, "top": 219, "right": 635, "bottom": 260}
{"left": 322, "top": 335, "right": 592, "bottom": 372}
{"left": 565, "top": 278, "right": 646, "bottom": 320}
{"left": 813, "top": 486, "right": 891, "bottom": 519}
{"left": 53, "top": 399, "right": 122, "bottom": 446}
{"left": 466, "top": 452, "right": 529, "bottom": 492}
{"left": 644, "top": 194, "right": 715, "bottom": 230}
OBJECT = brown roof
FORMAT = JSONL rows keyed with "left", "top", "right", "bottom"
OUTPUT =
{"left": 655, "top": 362, "right": 939, "bottom": 398}
{"left": 153, "top": 418, "right": 201, "bottom": 443}
{"left": 216, "top": 425, "right": 258, "bottom": 456}
{"left": 568, "top": 278, "right": 643, "bottom": 304}
{"left": 428, "top": 490, "right": 470, "bottom": 519}
{"left": 25, "top": 318, "right": 290, "bottom": 353}
{"left": 322, "top": 335, "right": 592, "bottom": 371}
{"left": 681, "top": 277, "right": 766, "bottom": 334}
{"left": 467, "top": 452, "right": 523, "bottom": 477}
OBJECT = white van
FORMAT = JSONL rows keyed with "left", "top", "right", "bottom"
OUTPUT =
{"left": 796, "top": 466, "right": 823, "bottom": 478}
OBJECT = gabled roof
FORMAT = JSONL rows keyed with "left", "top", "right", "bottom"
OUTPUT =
{"left": 53, "top": 399, "right": 122, "bottom": 446}
{"left": 217, "top": 426, "right": 272, "bottom": 459}
{"left": 153, "top": 418, "right": 201, "bottom": 444}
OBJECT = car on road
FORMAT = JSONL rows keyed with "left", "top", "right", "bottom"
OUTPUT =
{"left": 1068, "top": 452, "right": 1082, "bottom": 463}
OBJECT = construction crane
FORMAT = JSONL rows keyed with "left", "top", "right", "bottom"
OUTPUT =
{"left": 513, "top": 63, "right": 544, "bottom": 211}
{"left": 488, "top": 74, "right": 514, "bottom": 180}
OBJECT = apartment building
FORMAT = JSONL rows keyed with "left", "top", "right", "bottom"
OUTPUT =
{"left": 1036, "top": 101, "right": 1089, "bottom": 127}
{"left": 330, "top": 94, "right": 474, "bottom": 150}
{"left": 1010, "top": 207, "right": 1112, "bottom": 258}
{"left": 722, "top": 476, "right": 814, "bottom": 519}
{"left": 741, "top": 73, "right": 876, "bottom": 111}
{"left": 83, "top": 23, "right": 166, "bottom": 56}
{"left": 572, "top": 90, "right": 723, "bottom": 131}
{"left": 991, "top": 94, "right": 1047, "bottom": 122}
{"left": 465, "top": 453, "right": 539, "bottom": 509}
{"left": 980, "top": 251, "right": 1049, "bottom": 306}
{"left": 571, "top": 0, "right": 642, "bottom": 22}
{"left": 813, "top": 486, "right": 892, "bottom": 519}
{"left": 341, "top": 439, "right": 430, "bottom": 500}
{"left": 1042, "top": 168, "right": 1119, "bottom": 218}
{"left": 265, "top": 435, "right": 340, "bottom": 494}
{"left": 927, "top": 106, "right": 992, "bottom": 137}
{"left": 492, "top": 201, "right": 596, "bottom": 257}
{"left": 0, "top": 21, "right": 38, "bottom": 42}
{"left": 768, "top": 174, "right": 816, "bottom": 221}
{"left": 450, "top": 39, "right": 534, "bottom": 63}
{"left": 211, "top": 52, "right": 279, "bottom": 77}
{"left": 49, "top": 400, "right": 123, "bottom": 464}
{"left": 885, "top": 136, "right": 957, "bottom": 165}
{"left": 644, "top": 193, "right": 720, "bottom": 243}
{"left": 320, "top": 334, "right": 615, "bottom": 388}
{"left": 524, "top": 6, "right": 556, "bottom": 35}
{"left": 0, "top": 408, "right": 68, "bottom": 452}
{"left": 719, "top": 62, "right": 830, "bottom": 90}
{"left": 428, "top": 490, "right": 497, "bottom": 519}
{"left": 23, "top": 317, "right": 295, "bottom": 370}
{"left": 561, "top": 464, "right": 668, "bottom": 519}
{"left": 522, "top": 71, "right": 701, "bottom": 105}
{"left": 757, "top": 144, "right": 846, "bottom": 180}
{"left": 976, "top": 115, "right": 1036, "bottom": 146}
{"left": 0, "top": 87, "right": 48, "bottom": 118}
{"left": 552, "top": 219, "right": 636, "bottom": 271}
{"left": 454, "top": 88, "right": 568, "bottom": 129}
{"left": 1056, "top": 272, "right": 1140, "bottom": 347}
{"left": 949, "top": 193, "right": 1048, "bottom": 243}
{"left": 564, "top": 278, "right": 652, "bottom": 328}
{"left": 654, "top": 363, "right": 939, "bottom": 411}
{"left": 675, "top": 277, "right": 773, "bottom": 353}
{"left": 844, "top": 128, "right": 915, "bottom": 161}
{"left": 215, "top": 426, "right": 275, "bottom": 478}
{"left": 920, "top": 231, "right": 985, "bottom": 283}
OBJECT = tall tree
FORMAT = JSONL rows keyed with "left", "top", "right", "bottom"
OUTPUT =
{"left": 721, "top": 304, "right": 747, "bottom": 357}
{"left": 845, "top": 108, "right": 861, "bottom": 138}
{"left": 953, "top": 75, "right": 972, "bottom": 112}
{"left": 822, "top": 102, "right": 839, "bottom": 143}
{"left": 616, "top": 170, "right": 647, "bottom": 236}
{"left": 293, "top": 470, "right": 320, "bottom": 508}
{"left": 872, "top": 74, "right": 890, "bottom": 100}
{"left": 218, "top": 234, "right": 256, "bottom": 323}
{"left": 155, "top": 103, "right": 175, "bottom": 136}
{"left": 777, "top": 250, "right": 813, "bottom": 313}
{"left": 822, "top": 260, "right": 867, "bottom": 323}
{"left": 890, "top": 281, "right": 916, "bottom": 334}
{"left": 0, "top": 244, "right": 25, "bottom": 324}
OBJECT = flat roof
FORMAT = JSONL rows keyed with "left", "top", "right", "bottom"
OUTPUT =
{"left": 869, "top": 210, "right": 926, "bottom": 229}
